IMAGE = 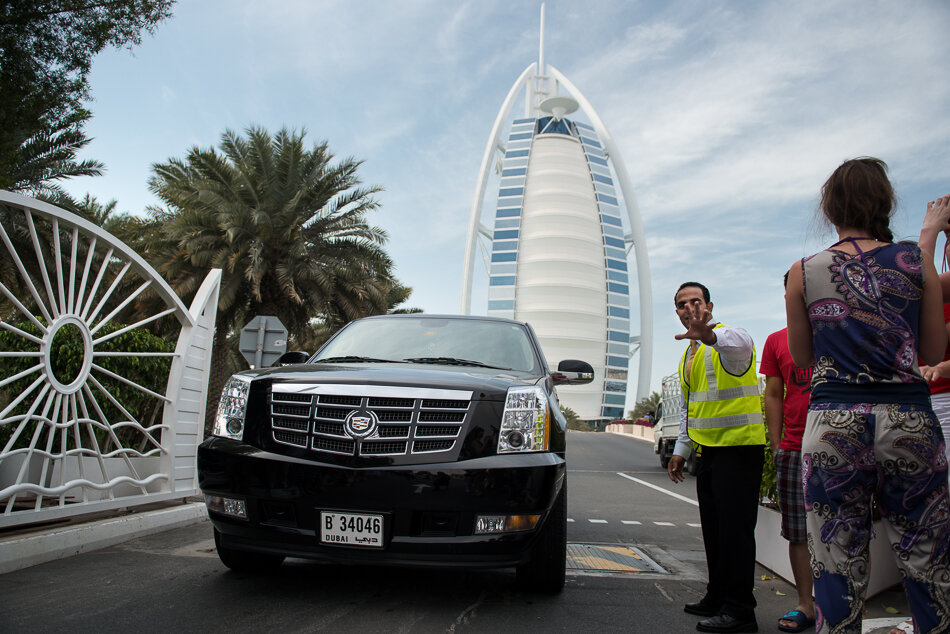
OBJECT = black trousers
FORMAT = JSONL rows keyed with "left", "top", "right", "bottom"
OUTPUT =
{"left": 695, "top": 444, "right": 765, "bottom": 620}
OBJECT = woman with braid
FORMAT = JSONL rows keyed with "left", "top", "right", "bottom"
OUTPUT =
{"left": 785, "top": 157, "right": 949, "bottom": 633}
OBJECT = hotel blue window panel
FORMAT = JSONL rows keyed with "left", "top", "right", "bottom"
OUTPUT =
{"left": 607, "top": 270, "right": 629, "bottom": 282}
{"left": 496, "top": 207, "right": 521, "bottom": 218}
{"left": 495, "top": 218, "right": 520, "bottom": 229}
{"left": 602, "top": 406, "right": 624, "bottom": 419}
{"left": 492, "top": 240, "right": 518, "bottom": 252}
{"left": 608, "top": 330, "right": 628, "bottom": 343}
{"left": 607, "top": 355, "right": 627, "bottom": 367}
{"left": 513, "top": 118, "right": 535, "bottom": 125}
{"left": 499, "top": 188, "right": 524, "bottom": 197}
{"left": 493, "top": 229, "right": 519, "bottom": 240}
{"left": 604, "top": 380, "right": 626, "bottom": 393}
{"left": 488, "top": 300, "right": 515, "bottom": 310}
{"left": 603, "top": 394, "right": 626, "bottom": 406}
{"left": 607, "top": 343, "right": 628, "bottom": 355}
{"left": 501, "top": 168, "right": 527, "bottom": 177}
{"left": 492, "top": 252, "right": 517, "bottom": 263}
{"left": 609, "top": 306, "right": 630, "bottom": 318}
{"left": 606, "top": 368, "right": 628, "bottom": 380}
{"left": 508, "top": 132, "right": 533, "bottom": 141}
{"left": 597, "top": 194, "right": 619, "bottom": 206}
{"left": 604, "top": 236, "right": 625, "bottom": 249}
{"left": 606, "top": 258, "right": 627, "bottom": 271}
{"left": 600, "top": 214, "right": 622, "bottom": 227}
{"left": 605, "top": 246, "right": 626, "bottom": 260}
{"left": 586, "top": 146, "right": 607, "bottom": 158}
{"left": 603, "top": 224, "right": 624, "bottom": 238}
{"left": 490, "top": 276, "right": 516, "bottom": 286}
{"left": 592, "top": 172, "right": 613, "bottom": 185}
{"left": 505, "top": 149, "right": 529, "bottom": 158}
{"left": 608, "top": 282, "right": 630, "bottom": 294}
{"left": 575, "top": 121, "right": 594, "bottom": 131}
{"left": 580, "top": 136, "right": 602, "bottom": 148}
{"left": 588, "top": 155, "right": 608, "bottom": 167}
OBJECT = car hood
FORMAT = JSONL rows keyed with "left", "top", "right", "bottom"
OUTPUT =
{"left": 240, "top": 362, "right": 543, "bottom": 400}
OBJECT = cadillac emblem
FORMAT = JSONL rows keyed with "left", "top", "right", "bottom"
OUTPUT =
{"left": 344, "top": 411, "right": 378, "bottom": 439}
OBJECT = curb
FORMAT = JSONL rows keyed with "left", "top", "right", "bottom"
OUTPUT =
{"left": 0, "top": 501, "right": 208, "bottom": 574}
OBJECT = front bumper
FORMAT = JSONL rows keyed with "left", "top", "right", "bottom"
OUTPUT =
{"left": 198, "top": 437, "right": 565, "bottom": 568}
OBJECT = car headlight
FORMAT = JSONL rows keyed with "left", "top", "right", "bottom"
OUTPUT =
{"left": 213, "top": 375, "right": 252, "bottom": 440}
{"left": 497, "top": 386, "right": 549, "bottom": 453}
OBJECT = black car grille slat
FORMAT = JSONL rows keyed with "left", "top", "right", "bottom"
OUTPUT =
{"left": 272, "top": 393, "right": 312, "bottom": 403}
{"left": 360, "top": 440, "right": 407, "bottom": 455}
{"left": 313, "top": 437, "right": 355, "bottom": 454}
{"left": 274, "top": 430, "right": 308, "bottom": 447}
{"left": 272, "top": 416, "right": 309, "bottom": 432}
{"left": 314, "top": 421, "right": 346, "bottom": 436}
{"left": 319, "top": 395, "right": 361, "bottom": 407}
{"left": 418, "top": 411, "right": 465, "bottom": 423}
{"left": 269, "top": 389, "right": 471, "bottom": 460}
{"left": 422, "top": 399, "right": 468, "bottom": 409}
{"left": 272, "top": 403, "right": 310, "bottom": 417}
{"left": 316, "top": 407, "right": 349, "bottom": 420}
{"left": 414, "top": 439, "right": 456, "bottom": 453}
{"left": 415, "top": 424, "right": 461, "bottom": 437}
{"left": 368, "top": 397, "right": 414, "bottom": 408}
{"left": 376, "top": 410, "right": 412, "bottom": 422}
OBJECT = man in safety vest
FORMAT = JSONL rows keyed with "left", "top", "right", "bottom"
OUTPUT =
{"left": 668, "top": 281, "right": 766, "bottom": 634}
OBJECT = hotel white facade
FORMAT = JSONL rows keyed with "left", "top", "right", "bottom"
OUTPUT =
{"left": 461, "top": 9, "right": 653, "bottom": 421}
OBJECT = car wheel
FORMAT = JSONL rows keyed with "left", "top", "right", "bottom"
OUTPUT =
{"left": 213, "top": 528, "right": 285, "bottom": 572}
{"left": 515, "top": 485, "right": 567, "bottom": 593}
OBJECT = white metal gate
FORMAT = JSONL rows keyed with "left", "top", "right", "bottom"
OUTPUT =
{"left": 0, "top": 191, "right": 220, "bottom": 528}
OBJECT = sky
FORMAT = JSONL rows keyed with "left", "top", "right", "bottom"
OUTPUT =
{"left": 63, "top": 0, "right": 950, "bottom": 412}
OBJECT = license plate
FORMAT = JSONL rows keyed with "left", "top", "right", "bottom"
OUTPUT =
{"left": 320, "top": 511, "right": 384, "bottom": 548}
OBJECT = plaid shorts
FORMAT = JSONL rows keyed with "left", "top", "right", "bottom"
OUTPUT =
{"left": 773, "top": 448, "right": 806, "bottom": 543}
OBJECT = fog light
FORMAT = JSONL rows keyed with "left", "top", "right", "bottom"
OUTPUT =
{"left": 204, "top": 494, "right": 247, "bottom": 520}
{"left": 474, "top": 513, "right": 541, "bottom": 534}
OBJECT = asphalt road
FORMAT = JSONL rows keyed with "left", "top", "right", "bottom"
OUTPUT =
{"left": 0, "top": 432, "right": 844, "bottom": 633}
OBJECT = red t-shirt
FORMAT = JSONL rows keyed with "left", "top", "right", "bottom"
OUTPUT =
{"left": 759, "top": 328, "right": 812, "bottom": 451}
{"left": 919, "top": 304, "right": 950, "bottom": 395}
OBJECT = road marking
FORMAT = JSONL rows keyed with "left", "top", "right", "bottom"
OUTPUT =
{"left": 616, "top": 472, "right": 699, "bottom": 506}
{"left": 653, "top": 521, "right": 674, "bottom": 526}
{"left": 687, "top": 522, "right": 701, "bottom": 528}
{"left": 589, "top": 519, "right": 607, "bottom": 524}
{"left": 567, "top": 518, "right": 575, "bottom": 522}
{"left": 621, "top": 520, "right": 641, "bottom": 525}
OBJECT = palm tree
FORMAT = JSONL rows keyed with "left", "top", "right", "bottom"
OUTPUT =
{"left": 147, "top": 126, "right": 404, "bottom": 432}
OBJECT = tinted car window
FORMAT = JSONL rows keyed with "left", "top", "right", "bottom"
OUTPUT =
{"left": 315, "top": 317, "right": 540, "bottom": 373}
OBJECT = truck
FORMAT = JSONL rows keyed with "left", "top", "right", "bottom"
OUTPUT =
{"left": 653, "top": 372, "right": 698, "bottom": 474}
{"left": 198, "top": 314, "right": 594, "bottom": 593}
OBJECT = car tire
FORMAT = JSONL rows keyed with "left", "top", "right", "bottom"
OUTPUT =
{"left": 213, "top": 528, "right": 285, "bottom": 572}
{"left": 516, "top": 485, "right": 567, "bottom": 593}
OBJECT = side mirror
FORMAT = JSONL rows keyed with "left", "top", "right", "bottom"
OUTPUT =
{"left": 277, "top": 350, "right": 310, "bottom": 366}
{"left": 551, "top": 359, "right": 594, "bottom": 385}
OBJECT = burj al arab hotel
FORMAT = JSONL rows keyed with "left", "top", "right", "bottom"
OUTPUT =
{"left": 460, "top": 7, "right": 653, "bottom": 421}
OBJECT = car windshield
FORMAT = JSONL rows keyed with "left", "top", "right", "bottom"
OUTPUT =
{"left": 314, "top": 317, "right": 541, "bottom": 373}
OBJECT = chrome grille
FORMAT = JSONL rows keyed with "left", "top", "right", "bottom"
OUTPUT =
{"left": 269, "top": 387, "right": 472, "bottom": 458}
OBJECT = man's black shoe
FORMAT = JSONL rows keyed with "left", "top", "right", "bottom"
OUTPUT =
{"left": 695, "top": 614, "right": 758, "bottom": 633}
{"left": 684, "top": 601, "right": 721, "bottom": 617}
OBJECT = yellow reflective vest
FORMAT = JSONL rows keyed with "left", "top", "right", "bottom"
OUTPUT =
{"left": 678, "top": 323, "right": 765, "bottom": 447}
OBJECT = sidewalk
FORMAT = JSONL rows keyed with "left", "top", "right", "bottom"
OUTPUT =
{"left": 0, "top": 499, "right": 207, "bottom": 574}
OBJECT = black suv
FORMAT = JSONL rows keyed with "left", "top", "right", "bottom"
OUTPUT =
{"left": 198, "top": 314, "right": 593, "bottom": 592}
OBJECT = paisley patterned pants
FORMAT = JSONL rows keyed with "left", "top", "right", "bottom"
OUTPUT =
{"left": 802, "top": 402, "right": 949, "bottom": 634}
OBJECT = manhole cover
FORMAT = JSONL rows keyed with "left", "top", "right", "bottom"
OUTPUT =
{"left": 566, "top": 543, "right": 667, "bottom": 574}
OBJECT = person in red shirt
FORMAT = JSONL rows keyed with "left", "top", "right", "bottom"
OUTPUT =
{"left": 760, "top": 273, "right": 815, "bottom": 633}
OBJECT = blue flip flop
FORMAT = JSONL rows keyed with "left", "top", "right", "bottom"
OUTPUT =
{"left": 778, "top": 610, "right": 815, "bottom": 633}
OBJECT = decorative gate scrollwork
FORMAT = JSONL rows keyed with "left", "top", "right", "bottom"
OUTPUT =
{"left": 0, "top": 191, "right": 220, "bottom": 527}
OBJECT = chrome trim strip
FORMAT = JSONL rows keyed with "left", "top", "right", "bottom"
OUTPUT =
{"left": 272, "top": 383, "right": 473, "bottom": 400}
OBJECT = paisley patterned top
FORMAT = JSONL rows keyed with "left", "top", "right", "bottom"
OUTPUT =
{"left": 801, "top": 243, "right": 926, "bottom": 387}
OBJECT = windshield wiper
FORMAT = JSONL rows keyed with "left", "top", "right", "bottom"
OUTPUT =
{"left": 315, "top": 356, "right": 403, "bottom": 364}
{"left": 403, "top": 357, "right": 511, "bottom": 370}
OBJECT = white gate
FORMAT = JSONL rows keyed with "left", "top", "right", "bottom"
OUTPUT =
{"left": 0, "top": 191, "right": 220, "bottom": 528}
